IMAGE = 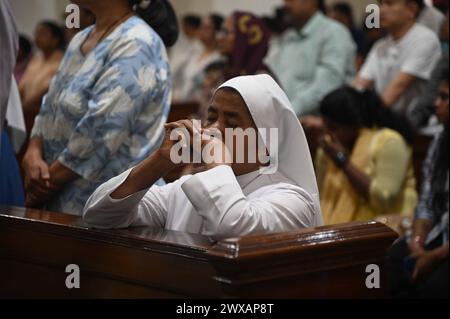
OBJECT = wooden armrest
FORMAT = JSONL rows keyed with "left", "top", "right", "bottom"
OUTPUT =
{"left": 208, "top": 221, "right": 398, "bottom": 298}
{"left": 0, "top": 206, "right": 397, "bottom": 298}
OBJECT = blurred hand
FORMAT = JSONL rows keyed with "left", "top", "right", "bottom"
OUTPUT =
{"left": 201, "top": 128, "right": 232, "bottom": 169}
{"left": 158, "top": 120, "right": 197, "bottom": 164}
{"left": 301, "top": 116, "right": 325, "bottom": 142}
{"left": 408, "top": 235, "right": 426, "bottom": 256}
{"left": 318, "top": 133, "right": 348, "bottom": 167}
{"left": 22, "top": 152, "right": 59, "bottom": 207}
{"left": 161, "top": 120, "right": 231, "bottom": 170}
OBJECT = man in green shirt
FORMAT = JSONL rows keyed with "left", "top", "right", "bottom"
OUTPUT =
{"left": 267, "top": 0, "right": 356, "bottom": 117}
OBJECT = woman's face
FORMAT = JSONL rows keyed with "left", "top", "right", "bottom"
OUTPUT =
{"left": 434, "top": 80, "right": 449, "bottom": 124}
{"left": 217, "top": 16, "right": 236, "bottom": 55}
{"left": 34, "top": 24, "right": 58, "bottom": 51}
{"left": 198, "top": 16, "right": 216, "bottom": 44}
{"left": 205, "top": 88, "right": 262, "bottom": 175}
{"left": 323, "top": 117, "right": 359, "bottom": 149}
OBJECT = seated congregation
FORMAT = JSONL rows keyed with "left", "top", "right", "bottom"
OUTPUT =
{"left": 0, "top": 0, "right": 448, "bottom": 298}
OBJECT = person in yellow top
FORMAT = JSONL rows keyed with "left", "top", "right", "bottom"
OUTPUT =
{"left": 315, "top": 86, "right": 418, "bottom": 225}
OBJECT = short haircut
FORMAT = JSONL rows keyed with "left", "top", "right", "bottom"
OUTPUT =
{"left": 317, "top": 0, "right": 327, "bottom": 13}
{"left": 331, "top": 2, "right": 355, "bottom": 25}
{"left": 183, "top": 15, "right": 201, "bottom": 29}
{"left": 39, "top": 20, "right": 65, "bottom": 49}
{"left": 19, "top": 34, "right": 32, "bottom": 57}
{"left": 406, "top": 0, "right": 426, "bottom": 17}
{"left": 408, "top": 0, "right": 426, "bottom": 11}
{"left": 205, "top": 61, "right": 226, "bottom": 73}
{"left": 378, "top": 0, "right": 425, "bottom": 16}
{"left": 210, "top": 13, "right": 224, "bottom": 32}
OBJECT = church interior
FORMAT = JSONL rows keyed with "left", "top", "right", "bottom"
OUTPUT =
{"left": 0, "top": 0, "right": 448, "bottom": 301}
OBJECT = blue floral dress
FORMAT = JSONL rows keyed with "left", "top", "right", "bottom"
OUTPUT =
{"left": 31, "top": 16, "right": 171, "bottom": 215}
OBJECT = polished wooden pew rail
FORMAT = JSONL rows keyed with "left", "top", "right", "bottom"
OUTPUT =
{"left": 0, "top": 206, "right": 397, "bottom": 298}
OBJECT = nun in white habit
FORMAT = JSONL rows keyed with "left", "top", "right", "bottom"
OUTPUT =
{"left": 82, "top": 75, "right": 323, "bottom": 239}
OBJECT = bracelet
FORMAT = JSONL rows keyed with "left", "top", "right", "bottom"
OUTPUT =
{"left": 335, "top": 151, "right": 348, "bottom": 168}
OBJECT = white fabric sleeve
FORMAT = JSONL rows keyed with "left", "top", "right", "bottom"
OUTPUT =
{"left": 181, "top": 165, "right": 317, "bottom": 240}
{"left": 401, "top": 33, "right": 441, "bottom": 79}
{"left": 82, "top": 168, "right": 169, "bottom": 229}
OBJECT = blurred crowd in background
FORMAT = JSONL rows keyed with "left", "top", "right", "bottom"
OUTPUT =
{"left": 0, "top": 0, "right": 448, "bottom": 298}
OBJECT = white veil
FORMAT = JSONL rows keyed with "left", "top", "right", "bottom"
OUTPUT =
{"left": 217, "top": 74, "right": 321, "bottom": 212}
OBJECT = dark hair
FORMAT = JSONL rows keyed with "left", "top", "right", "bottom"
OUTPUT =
{"left": 209, "top": 13, "right": 224, "bottom": 32}
{"left": 320, "top": 86, "right": 415, "bottom": 145}
{"left": 39, "top": 20, "right": 65, "bottom": 50}
{"left": 19, "top": 34, "right": 33, "bottom": 57}
{"left": 205, "top": 61, "right": 227, "bottom": 74}
{"left": 332, "top": 2, "right": 355, "bottom": 26}
{"left": 128, "top": 0, "right": 179, "bottom": 47}
{"left": 263, "top": 7, "right": 292, "bottom": 34}
{"left": 409, "top": 0, "right": 425, "bottom": 10}
{"left": 317, "top": 0, "right": 327, "bottom": 14}
{"left": 262, "top": 16, "right": 283, "bottom": 34}
{"left": 183, "top": 14, "right": 202, "bottom": 29}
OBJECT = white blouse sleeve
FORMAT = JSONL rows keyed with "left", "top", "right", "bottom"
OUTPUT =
{"left": 82, "top": 169, "right": 170, "bottom": 229}
{"left": 181, "top": 165, "right": 317, "bottom": 240}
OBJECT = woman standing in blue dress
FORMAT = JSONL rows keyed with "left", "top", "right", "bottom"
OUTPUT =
{"left": 21, "top": 0, "right": 179, "bottom": 215}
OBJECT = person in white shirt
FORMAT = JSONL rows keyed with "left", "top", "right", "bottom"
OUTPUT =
{"left": 170, "top": 15, "right": 202, "bottom": 101}
{"left": 83, "top": 75, "right": 323, "bottom": 240}
{"left": 175, "top": 14, "right": 224, "bottom": 103}
{"left": 354, "top": 0, "right": 442, "bottom": 123}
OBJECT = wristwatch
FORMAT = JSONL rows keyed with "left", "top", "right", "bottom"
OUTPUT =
{"left": 335, "top": 151, "right": 348, "bottom": 168}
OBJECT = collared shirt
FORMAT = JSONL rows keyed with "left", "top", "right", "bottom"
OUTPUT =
{"left": 267, "top": 12, "right": 356, "bottom": 116}
{"left": 415, "top": 130, "right": 449, "bottom": 245}
{"left": 82, "top": 165, "right": 321, "bottom": 240}
{"left": 360, "top": 24, "right": 441, "bottom": 122}
{"left": 31, "top": 16, "right": 171, "bottom": 215}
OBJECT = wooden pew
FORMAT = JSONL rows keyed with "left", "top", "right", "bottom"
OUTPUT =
{"left": 0, "top": 206, "right": 397, "bottom": 299}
